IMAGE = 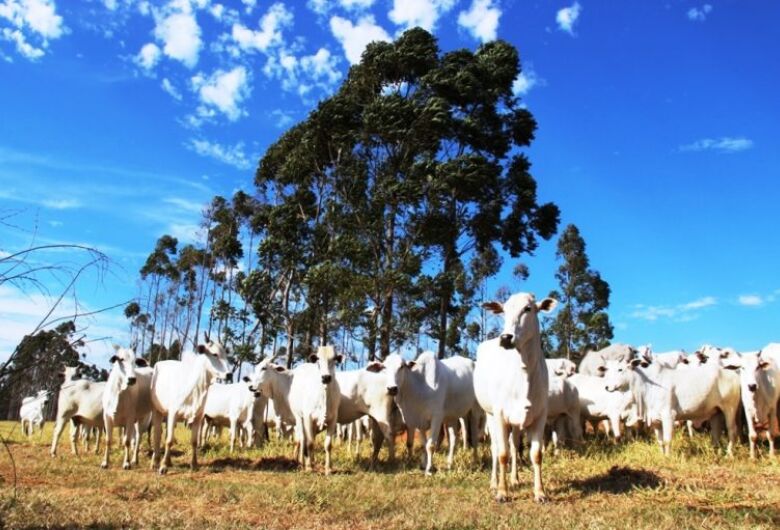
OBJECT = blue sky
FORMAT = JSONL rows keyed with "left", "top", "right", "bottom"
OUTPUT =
{"left": 1, "top": 0, "right": 778, "bottom": 366}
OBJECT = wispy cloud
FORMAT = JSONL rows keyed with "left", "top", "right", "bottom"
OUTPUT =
{"left": 163, "top": 197, "right": 205, "bottom": 214}
{"left": 738, "top": 294, "right": 763, "bottom": 307}
{"left": 185, "top": 138, "right": 252, "bottom": 170}
{"left": 512, "top": 64, "right": 545, "bottom": 97}
{"left": 631, "top": 296, "right": 717, "bottom": 322}
{"left": 679, "top": 136, "right": 754, "bottom": 153}
{"left": 269, "top": 109, "right": 295, "bottom": 128}
{"left": 687, "top": 4, "right": 713, "bottom": 22}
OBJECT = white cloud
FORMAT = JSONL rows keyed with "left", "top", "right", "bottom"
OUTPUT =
{"left": 457, "top": 0, "right": 501, "bottom": 43}
{"left": 47, "top": 220, "right": 62, "bottom": 227}
{"left": 631, "top": 296, "right": 717, "bottom": 322}
{"left": 309, "top": 0, "right": 375, "bottom": 14}
{"left": 738, "top": 294, "right": 763, "bottom": 307}
{"left": 163, "top": 196, "right": 204, "bottom": 213}
{"left": 512, "top": 65, "right": 543, "bottom": 97}
{"left": 389, "top": 0, "right": 455, "bottom": 31}
{"left": 135, "top": 42, "right": 160, "bottom": 70}
{"left": 264, "top": 46, "right": 342, "bottom": 98}
{"left": 40, "top": 198, "right": 81, "bottom": 209}
{"left": 152, "top": 2, "right": 202, "bottom": 68}
{"left": 679, "top": 136, "right": 754, "bottom": 153}
{"left": 191, "top": 66, "right": 250, "bottom": 121}
{"left": 0, "top": 0, "right": 65, "bottom": 60}
{"left": 270, "top": 108, "right": 295, "bottom": 128}
{"left": 330, "top": 15, "right": 390, "bottom": 65}
{"left": 161, "top": 77, "right": 182, "bottom": 100}
{"left": 167, "top": 222, "right": 203, "bottom": 244}
{"left": 687, "top": 4, "right": 712, "bottom": 22}
{"left": 232, "top": 2, "right": 292, "bottom": 53}
{"left": 186, "top": 138, "right": 251, "bottom": 169}
{"left": 556, "top": 1, "right": 581, "bottom": 35}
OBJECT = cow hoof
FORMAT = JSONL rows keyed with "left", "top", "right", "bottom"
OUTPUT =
{"left": 495, "top": 492, "right": 509, "bottom": 503}
{"left": 159, "top": 466, "right": 168, "bottom": 475}
{"left": 100, "top": 462, "right": 108, "bottom": 469}
{"left": 534, "top": 494, "right": 549, "bottom": 504}
{"left": 122, "top": 462, "right": 131, "bottom": 470}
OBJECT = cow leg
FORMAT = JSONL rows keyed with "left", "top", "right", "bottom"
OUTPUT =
{"left": 768, "top": 411, "right": 777, "bottom": 457}
{"left": 487, "top": 417, "right": 498, "bottom": 490}
{"left": 121, "top": 421, "right": 133, "bottom": 469}
{"left": 405, "top": 427, "right": 415, "bottom": 462}
{"left": 468, "top": 410, "right": 479, "bottom": 466}
{"left": 493, "top": 416, "right": 509, "bottom": 502}
{"left": 229, "top": 418, "right": 237, "bottom": 454}
{"left": 101, "top": 417, "right": 112, "bottom": 469}
{"left": 662, "top": 415, "right": 674, "bottom": 456}
{"left": 748, "top": 427, "right": 758, "bottom": 460}
{"left": 609, "top": 414, "right": 622, "bottom": 444}
{"left": 710, "top": 413, "right": 724, "bottom": 450}
{"left": 159, "top": 412, "right": 176, "bottom": 474}
{"left": 425, "top": 416, "right": 443, "bottom": 476}
{"left": 446, "top": 424, "right": 457, "bottom": 471}
{"left": 686, "top": 420, "right": 695, "bottom": 439}
{"left": 190, "top": 419, "right": 201, "bottom": 470}
{"left": 93, "top": 428, "right": 102, "bottom": 455}
{"left": 324, "top": 422, "right": 336, "bottom": 475}
{"left": 370, "top": 418, "right": 387, "bottom": 468}
{"left": 150, "top": 410, "right": 162, "bottom": 470}
{"left": 509, "top": 426, "right": 520, "bottom": 487}
{"left": 131, "top": 422, "right": 141, "bottom": 466}
{"left": 303, "top": 419, "right": 315, "bottom": 472}
{"left": 50, "top": 417, "right": 69, "bottom": 457}
{"left": 529, "top": 419, "right": 548, "bottom": 503}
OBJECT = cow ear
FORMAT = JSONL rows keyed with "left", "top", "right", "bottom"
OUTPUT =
{"left": 334, "top": 354, "right": 344, "bottom": 364}
{"left": 196, "top": 344, "right": 207, "bottom": 354}
{"left": 554, "top": 369, "right": 565, "bottom": 376}
{"left": 758, "top": 360, "right": 771, "bottom": 370}
{"left": 135, "top": 358, "right": 148, "bottom": 368}
{"left": 365, "top": 362, "right": 385, "bottom": 373}
{"left": 481, "top": 301, "right": 504, "bottom": 315}
{"left": 629, "top": 358, "right": 643, "bottom": 369}
{"left": 537, "top": 298, "right": 558, "bottom": 313}
{"left": 406, "top": 360, "right": 416, "bottom": 369}
{"left": 109, "top": 355, "right": 119, "bottom": 364}
{"left": 242, "top": 376, "right": 250, "bottom": 383}
{"left": 204, "top": 331, "right": 210, "bottom": 343}
{"left": 308, "top": 354, "right": 319, "bottom": 363}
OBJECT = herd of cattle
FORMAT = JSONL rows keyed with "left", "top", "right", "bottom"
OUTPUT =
{"left": 17, "top": 292, "right": 780, "bottom": 503}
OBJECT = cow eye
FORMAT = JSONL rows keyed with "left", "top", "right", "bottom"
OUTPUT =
{"left": 523, "top": 306, "right": 533, "bottom": 313}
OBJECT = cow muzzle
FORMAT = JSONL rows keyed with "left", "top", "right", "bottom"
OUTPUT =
{"left": 747, "top": 384, "right": 757, "bottom": 392}
{"left": 126, "top": 377, "right": 136, "bottom": 386}
{"left": 387, "top": 386, "right": 398, "bottom": 396}
{"left": 321, "top": 375, "right": 332, "bottom": 384}
{"left": 499, "top": 334, "right": 514, "bottom": 349}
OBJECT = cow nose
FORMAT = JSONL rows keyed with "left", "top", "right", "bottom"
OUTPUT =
{"left": 748, "top": 383, "right": 757, "bottom": 392}
{"left": 387, "top": 386, "right": 398, "bottom": 396}
{"left": 499, "top": 334, "right": 514, "bottom": 349}
{"left": 127, "top": 377, "right": 136, "bottom": 386}
{"left": 321, "top": 375, "right": 332, "bottom": 384}
{"left": 225, "top": 373, "right": 233, "bottom": 383}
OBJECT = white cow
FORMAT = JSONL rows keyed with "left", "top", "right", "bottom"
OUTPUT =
{"left": 288, "top": 345, "right": 342, "bottom": 474}
{"left": 150, "top": 335, "right": 231, "bottom": 474}
{"left": 101, "top": 346, "right": 153, "bottom": 469}
{"left": 375, "top": 351, "right": 480, "bottom": 475}
{"left": 546, "top": 358, "right": 577, "bottom": 378}
{"left": 51, "top": 367, "right": 105, "bottom": 457}
{"left": 337, "top": 366, "right": 398, "bottom": 466}
{"left": 578, "top": 344, "right": 637, "bottom": 376}
{"left": 724, "top": 349, "right": 780, "bottom": 459}
{"left": 568, "top": 373, "right": 635, "bottom": 441}
{"left": 249, "top": 359, "right": 296, "bottom": 440}
{"left": 474, "top": 292, "right": 557, "bottom": 503}
{"left": 201, "top": 379, "right": 262, "bottom": 452}
{"left": 546, "top": 373, "right": 583, "bottom": 452}
{"left": 20, "top": 390, "right": 50, "bottom": 436}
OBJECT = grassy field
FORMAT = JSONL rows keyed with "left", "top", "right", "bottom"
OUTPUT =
{"left": 0, "top": 421, "right": 778, "bottom": 529}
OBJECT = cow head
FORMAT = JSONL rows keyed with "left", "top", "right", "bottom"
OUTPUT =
{"left": 482, "top": 293, "right": 557, "bottom": 352}
{"left": 308, "top": 345, "right": 343, "bottom": 386}
{"left": 368, "top": 353, "right": 412, "bottom": 397}
{"left": 249, "top": 358, "right": 287, "bottom": 395}
{"left": 724, "top": 351, "right": 773, "bottom": 427}
{"left": 196, "top": 332, "right": 231, "bottom": 381}
{"left": 603, "top": 358, "right": 636, "bottom": 392}
{"left": 552, "top": 358, "right": 576, "bottom": 378}
{"left": 109, "top": 345, "right": 138, "bottom": 389}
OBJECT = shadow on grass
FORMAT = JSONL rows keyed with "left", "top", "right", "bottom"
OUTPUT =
{"left": 569, "top": 465, "right": 661, "bottom": 495}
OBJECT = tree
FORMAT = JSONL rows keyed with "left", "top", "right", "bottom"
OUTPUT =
{"left": 545, "top": 224, "right": 613, "bottom": 361}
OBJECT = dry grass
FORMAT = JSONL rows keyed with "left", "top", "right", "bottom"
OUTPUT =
{"left": 0, "top": 421, "right": 778, "bottom": 529}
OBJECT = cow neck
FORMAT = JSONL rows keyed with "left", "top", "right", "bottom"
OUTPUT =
{"left": 267, "top": 370, "right": 294, "bottom": 422}
{"left": 516, "top": 334, "right": 546, "bottom": 377}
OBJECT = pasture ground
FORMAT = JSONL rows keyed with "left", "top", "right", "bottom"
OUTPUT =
{"left": 0, "top": 421, "right": 778, "bottom": 529}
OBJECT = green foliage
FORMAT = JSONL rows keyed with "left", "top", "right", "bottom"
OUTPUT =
{"left": 545, "top": 224, "right": 614, "bottom": 360}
